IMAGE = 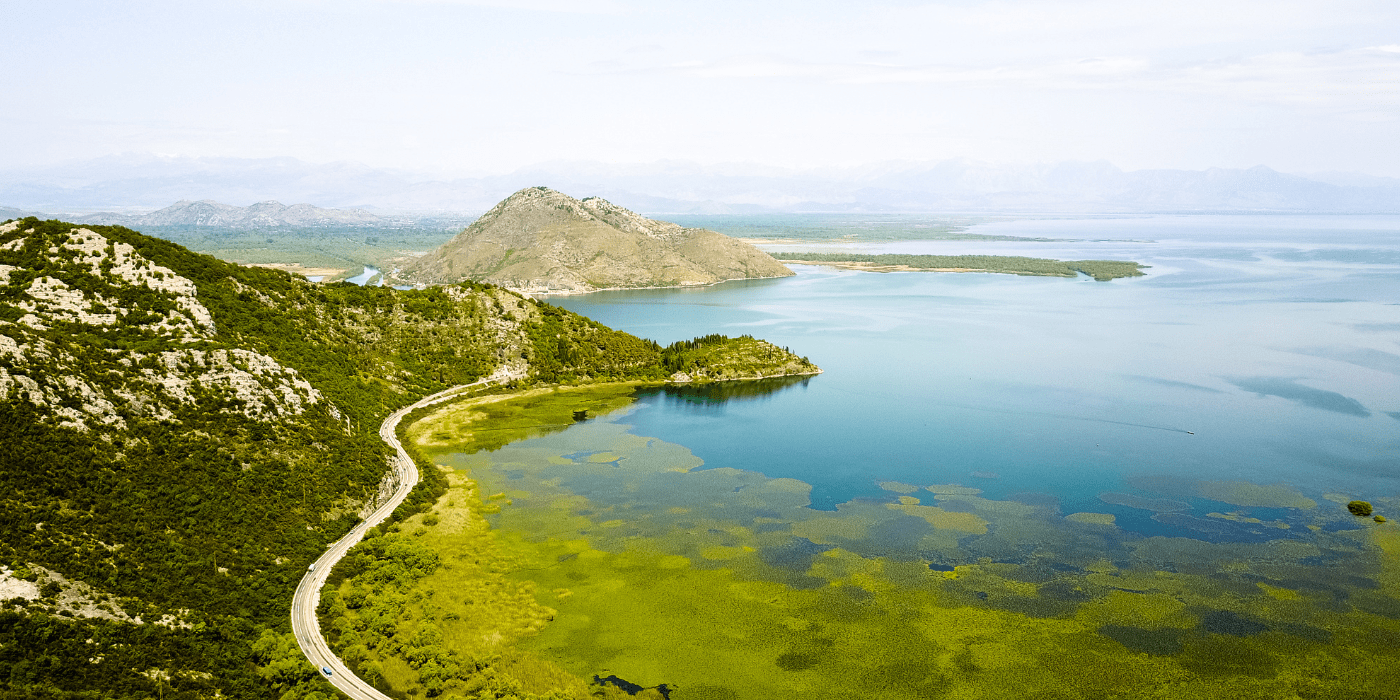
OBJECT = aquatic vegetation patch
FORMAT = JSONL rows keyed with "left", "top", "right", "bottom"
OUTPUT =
{"left": 886, "top": 502, "right": 990, "bottom": 534}
{"left": 1129, "top": 474, "right": 1320, "bottom": 511}
{"left": 345, "top": 387, "right": 1400, "bottom": 699}
{"left": 320, "top": 470, "right": 661, "bottom": 699}
{"left": 1066, "top": 512, "right": 1116, "bottom": 526}
{"left": 1195, "top": 480, "right": 1317, "bottom": 510}
{"left": 925, "top": 484, "right": 982, "bottom": 496}
{"left": 406, "top": 383, "right": 642, "bottom": 453}
{"left": 877, "top": 481, "right": 921, "bottom": 494}
{"left": 1098, "top": 491, "right": 1190, "bottom": 513}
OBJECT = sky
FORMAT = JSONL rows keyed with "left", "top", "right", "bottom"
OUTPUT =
{"left": 3, "top": 0, "right": 1399, "bottom": 177}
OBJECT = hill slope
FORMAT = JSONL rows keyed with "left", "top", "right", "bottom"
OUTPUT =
{"left": 0, "top": 216, "right": 816, "bottom": 699}
{"left": 394, "top": 187, "right": 794, "bottom": 293}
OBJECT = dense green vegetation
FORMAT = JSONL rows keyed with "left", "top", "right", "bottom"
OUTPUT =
{"left": 522, "top": 301, "right": 666, "bottom": 384}
{"left": 772, "top": 251, "right": 1147, "bottom": 281}
{"left": 524, "top": 307, "right": 819, "bottom": 384}
{"left": 659, "top": 334, "right": 817, "bottom": 380}
{"left": 0, "top": 217, "right": 818, "bottom": 698}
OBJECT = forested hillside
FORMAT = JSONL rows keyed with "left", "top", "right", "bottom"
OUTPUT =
{"left": 0, "top": 217, "right": 816, "bottom": 699}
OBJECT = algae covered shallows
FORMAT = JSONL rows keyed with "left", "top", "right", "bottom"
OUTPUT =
{"left": 314, "top": 385, "right": 1400, "bottom": 699}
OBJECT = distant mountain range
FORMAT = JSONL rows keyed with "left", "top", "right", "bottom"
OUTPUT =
{"left": 0, "top": 206, "right": 44, "bottom": 220}
{"left": 65, "top": 199, "right": 384, "bottom": 228}
{"left": 3, "top": 154, "right": 1398, "bottom": 215}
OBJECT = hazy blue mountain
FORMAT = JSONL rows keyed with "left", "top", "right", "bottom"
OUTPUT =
{"left": 70, "top": 199, "right": 384, "bottom": 228}
{"left": 3, "top": 154, "right": 1397, "bottom": 215}
{"left": 0, "top": 205, "right": 43, "bottom": 220}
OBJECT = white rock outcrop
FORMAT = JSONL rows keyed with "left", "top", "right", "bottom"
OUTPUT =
{"left": 0, "top": 226, "right": 334, "bottom": 429}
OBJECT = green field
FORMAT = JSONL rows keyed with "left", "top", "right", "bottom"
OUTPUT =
{"left": 136, "top": 225, "right": 462, "bottom": 280}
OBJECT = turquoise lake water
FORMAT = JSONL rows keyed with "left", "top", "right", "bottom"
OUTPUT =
{"left": 545, "top": 214, "right": 1400, "bottom": 541}
{"left": 421, "top": 214, "right": 1400, "bottom": 696}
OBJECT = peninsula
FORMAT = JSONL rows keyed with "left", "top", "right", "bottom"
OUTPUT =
{"left": 772, "top": 252, "right": 1147, "bottom": 281}
{"left": 393, "top": 187, "right": 794, "bottom": 293}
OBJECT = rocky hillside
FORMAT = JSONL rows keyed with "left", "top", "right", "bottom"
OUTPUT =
{"left": 0, "top": 216, "right": 816, "bottom": 699}
{"left": 394, "top": 187, "right": 794, "bottom": 293}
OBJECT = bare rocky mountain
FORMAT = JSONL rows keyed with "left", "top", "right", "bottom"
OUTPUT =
{"left": 395, "top": 187, "right": 794, "bottom": 293}
{"left": 73, "top": 199, "right": 383, "bottom": 228}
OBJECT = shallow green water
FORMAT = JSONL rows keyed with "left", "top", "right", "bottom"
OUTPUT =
{"left": 428, "top": 393, "right": 1400, "bottom": 698}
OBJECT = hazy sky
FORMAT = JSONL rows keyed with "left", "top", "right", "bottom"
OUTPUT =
{"left": 4, "top": 0, "right": 1398, "bottom": 176}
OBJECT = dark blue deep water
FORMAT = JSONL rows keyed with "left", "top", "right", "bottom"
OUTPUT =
{"left": 548, "top": 214, "right": 1400, "bottom": 539}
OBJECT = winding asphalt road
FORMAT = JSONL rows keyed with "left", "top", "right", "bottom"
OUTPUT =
{"left": 290, "top": 376, "right": 509, "bottom": 699}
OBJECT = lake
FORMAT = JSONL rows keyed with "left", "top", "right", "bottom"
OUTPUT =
{"left": 555, "top": 214, "right": 1399, "bottom": 516}
{"left": 424, "top": 214, "right": 1400, "bottom": 697}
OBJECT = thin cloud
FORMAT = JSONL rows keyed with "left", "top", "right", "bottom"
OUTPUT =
{"left": 1122, "top": 375, "right": 1225, "bottom": 394}
{"left": 378, "top": 0, "right": 623, "bottom": 13}
{"left": 1230, "top": 377, "right": 1371, "bottom": 417}
{"left": 654, "top": 47, "right": 1399, "bottom": 114}
{"left": 1291, "top": 346, "right": 1400, "bottom": 376}
{"left": 1352, "top": 322, "right": 1400, "bottom": 333}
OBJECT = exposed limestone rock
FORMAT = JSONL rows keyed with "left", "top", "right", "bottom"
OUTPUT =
{"left": 397, "top": 187, "right": 793, "bottom": 293}
{"left": 18, "top": 276, "right": 120, "bottom": 326}
{"left": 0, "top": 333, "right": 24, "bottom": 361}
{"left": 357, "top": 460, "right": 406, "bottom": 518}
{"left": 5, "top": 228, "right": 216, "bottom": 339}
{"left": 142, "top": 348, "right": 322, "bottom": 420}
{"left": 0, "top": 564, "right": 137, "bottom": 623}
{"left": 0, "top": 225, "right": 333, "bottom": 429}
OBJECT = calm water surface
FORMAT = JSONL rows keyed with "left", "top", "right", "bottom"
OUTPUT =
{"left": 548, "top": 214, "right": 1399, "bottom": 528}
{"left": 425, "top": 214, "right": 1400, "bottom": 696}
{"left": 414, "top": 215, "right": 1400, "bottom": 697}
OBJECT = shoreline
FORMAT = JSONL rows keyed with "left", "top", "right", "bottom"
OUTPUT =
{"left": 379, "top": 271, "right": 796, "bottom": 297}
{"left": 517, "top": 270, "right": 797, "bottom": 298}
{"left": 774, "top": 257, "right": 1148, "bottom": 281}
{"left": 777, "top": 259, "right": 1062, "bottom": 276}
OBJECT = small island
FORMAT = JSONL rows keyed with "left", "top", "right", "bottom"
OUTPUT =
{"left": 772, "top": 252, "right": 1148, "bottom": 281}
